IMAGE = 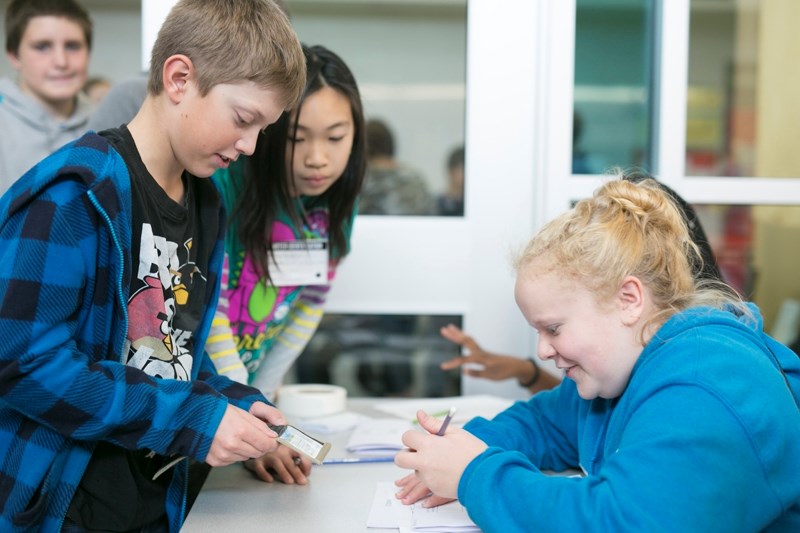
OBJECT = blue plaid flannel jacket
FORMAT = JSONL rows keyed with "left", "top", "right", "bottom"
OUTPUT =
{"left": 0, "top": 133, "right": 268, "bottom": 532}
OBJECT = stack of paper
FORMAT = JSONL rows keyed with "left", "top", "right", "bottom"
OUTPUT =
{"left": 345, "top": 419, "right": 419, "bottom": 456}
{"left": 367, "top": 481, "right": 480, "bottom": 532}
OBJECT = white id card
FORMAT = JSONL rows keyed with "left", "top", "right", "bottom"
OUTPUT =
{"left": 269, "top": 424, "right": 332, "bottom": 464}
{"left": 268, "top": 239, "right": 329, "bottom": 287}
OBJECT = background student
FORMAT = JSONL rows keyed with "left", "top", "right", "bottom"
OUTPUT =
{"left": 82, "top": 75, "right": 111, "bottom": 104}
{"left": 395, "top": 176, "right": 800, "bottom": 532}
{"left": 436, "top": 144, "right": 464, "bottom": 216}
{"left": 207, "top": 43, "right": 366, "bottom": 483}
{"left": 439, "top": 173, "right": 724, "bottom": 395}
{"left": 0, "top": 0, "right": 93, "bottom": 192}
{"left": 358, "top": 117, "right": 436, "bottom": 215}
{"left": 0, "top": 0, "right": 306, "bottom": 531}
{"left": 86, "top": 71, "right": 149, "bottom": 131}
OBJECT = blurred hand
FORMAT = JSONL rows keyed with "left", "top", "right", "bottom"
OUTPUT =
{"left": 244, "top": 444, "right": 312, "bottom": 484}
{"left": 440, "top": 324, "right": 561, "bottom": 393}
{"left": 440, "top": 324, "right": 530, "bottom": 381}
{"left": 394, "top": 410, "right": 487, "bottom": 501}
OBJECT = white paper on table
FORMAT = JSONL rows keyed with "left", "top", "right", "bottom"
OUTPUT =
{"left": 399, "top": 527, "right": 481, "bottom": 533}
{"left": 292, "top": 411, "right": 365, "bottom": 435}
{"left": 410, "top": 500, "right": 479, "bottom": 531}
{"left": 368, "top": 482, "right": 480, "bottom": 532}
{"left": 347, "top": 419, "right": 420, "bottom": 455}
{"left": 373, "top": 395, "right": 514, "bottom": 426}
{"left": 366, "top": 481, "right": 404, "bottom": 528}
{"left": 399, "top": 525, "right": 481, "bottom": 532}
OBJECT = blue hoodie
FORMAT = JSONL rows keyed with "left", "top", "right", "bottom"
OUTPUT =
{"left": 0, "top": 133, "right": 268, "bottom": 532}
{"left": 461, "top": 305, "right": 800, "bottom": 532}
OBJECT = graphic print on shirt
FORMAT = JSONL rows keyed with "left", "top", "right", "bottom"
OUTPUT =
{"left": 228, "top": 208, "right": 332, "bottom": 373}
{"left": 126, "top": 223, "right": 206, "bottom": 380}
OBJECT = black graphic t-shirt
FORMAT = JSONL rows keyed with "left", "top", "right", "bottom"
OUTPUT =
{"left": 66, "top": 126, "right": 221, "bottom": 530}
{"left": 122, "top": 133, "right": 213, "bottom": 381}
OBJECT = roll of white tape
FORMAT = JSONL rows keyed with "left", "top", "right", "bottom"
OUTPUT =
{"left": 276, "top": 384, "right": 347, "bottom": 419}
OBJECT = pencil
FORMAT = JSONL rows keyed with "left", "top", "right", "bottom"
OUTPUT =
{"left": 436, "top": 406, "right": 457, "bottom": 436}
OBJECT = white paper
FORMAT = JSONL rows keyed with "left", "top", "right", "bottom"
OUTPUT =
{"left": 346, "top": 419, "right": 420, "bottom": 455}
{"left": 292, "top": 411, "right": 364, "bottom": 435}
{"left": 366, "top": 481, "right": 405, "bottom": 528}
{"left": 372, "top": 395, "right": 514, "bottom": 427}
{"left": 411, "top": 500, "right": 479, "bottom": 531}
{"left": 368, "top": 482, "right": 480, "bottom": 532}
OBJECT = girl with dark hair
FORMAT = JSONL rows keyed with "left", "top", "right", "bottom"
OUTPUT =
{"left": 208, "top": 44, "right": 365, "bottom": 483}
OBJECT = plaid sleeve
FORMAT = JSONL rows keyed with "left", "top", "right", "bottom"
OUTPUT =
{"left": 196, "top": 350, "right": 271, "bottom": 410}
{"left": 0, "top": 178, "right": 229, "bottom": 462}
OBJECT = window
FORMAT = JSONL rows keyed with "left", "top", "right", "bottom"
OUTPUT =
{"left": 573, "top": 0, "right": 655, "bottom": 174}
{"left": 291, "top": 313, "right": 462, "bottom": 398}
{"left": 287, "top": 0, "right": 468, "bottom": 216}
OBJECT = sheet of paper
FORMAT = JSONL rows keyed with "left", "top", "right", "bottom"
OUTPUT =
{"left": 399, "top": 528, "right": 480, "bottom": 533}
{"left": 292, "top": 411, "right": 365, "bottom": 435}
{"left": 347, "top": 418, "right": 419, "bottom": 455}
{"left": 373, "top": 394, "right": 514, "bottom": 426}
{"left": 367, "top": 481, "right": 405, "bottom": 528}
{"left": 411, "top": 500, "right": 479, "bottom": 531}
{"left": 368, "top": 482, "right": 480, "bottom": 532}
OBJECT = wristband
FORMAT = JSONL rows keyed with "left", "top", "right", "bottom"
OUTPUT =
{"left": 519, "top": 357, "right": 541, "bottom": 388}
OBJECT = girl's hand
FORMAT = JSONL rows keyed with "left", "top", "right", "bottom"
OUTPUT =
{"left": 393, "top": 410, "right": 487, "bottom": 500}
{"left": 439, "top": 324, "right": 562, "bottom": 393}
{"left": 439, "top": 324, "right": 526, "bottom": 381}
{"left": 244, "top": 444, "right": 312, "bottom": 484}
{"left": 394, "top": 472, "right": 455, "bottom": 508}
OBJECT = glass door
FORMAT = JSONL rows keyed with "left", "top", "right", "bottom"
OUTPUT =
{"left": 545, "top": 0, "right": 800, "bottom": 351}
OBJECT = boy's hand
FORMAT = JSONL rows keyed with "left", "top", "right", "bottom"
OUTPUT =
{"left": 244, "top": 445, "right": 312, "bottom": 484}
{"left": 248, "top": 401, "right": 287, "bottom": 427}
{"left": 207, "top": 404, "right": 280, "bottom": 467}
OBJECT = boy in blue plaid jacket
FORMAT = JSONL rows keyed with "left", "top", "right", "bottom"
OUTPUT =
{"left": 0, "top": 1, "right": 306, "bottom": 531}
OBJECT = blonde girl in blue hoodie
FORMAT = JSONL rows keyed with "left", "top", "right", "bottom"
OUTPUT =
{"left": 395, "top": 176, "right": 800, "bottom": 532}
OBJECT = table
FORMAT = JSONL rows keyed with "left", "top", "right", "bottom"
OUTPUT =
{"left": 181, "top": 400, "right": 416, "bottom": 533}
{"left": 182, "top": 396, "right": 576, "bottom": 532}
{"left": 181, "top": 456, "right": 404, "bottom": 532}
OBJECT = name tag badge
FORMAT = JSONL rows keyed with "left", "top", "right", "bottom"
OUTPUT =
{"left": 268, "top": 239, "right": 329, "bottom": 287}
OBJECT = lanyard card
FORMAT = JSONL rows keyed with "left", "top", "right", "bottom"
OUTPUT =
{"left": 268, "top": 239, "right": 329, "bottom": 287}
{"left": 269, "top": 423, "right": 332, "bottom": 464}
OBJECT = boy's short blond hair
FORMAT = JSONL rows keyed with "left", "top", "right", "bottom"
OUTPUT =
{"left": 148, "top": 0, "right": 305, "bottom": 110}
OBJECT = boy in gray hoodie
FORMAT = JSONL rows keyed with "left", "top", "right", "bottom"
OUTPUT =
{"left": 0, "top": 0, "right": 93, "bottom": 192}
